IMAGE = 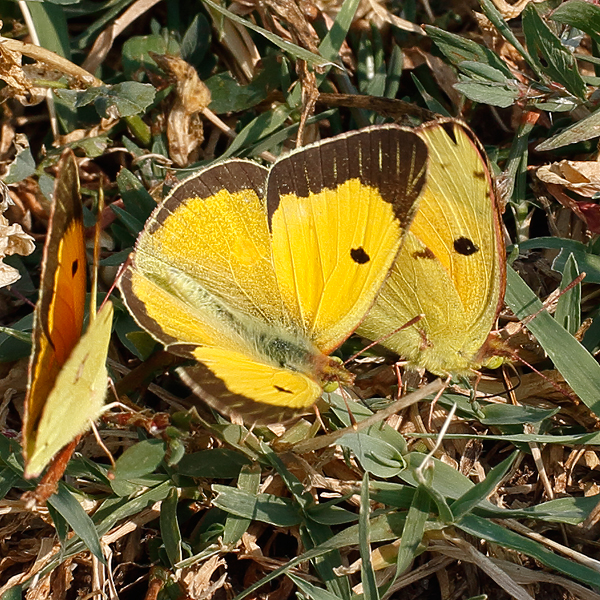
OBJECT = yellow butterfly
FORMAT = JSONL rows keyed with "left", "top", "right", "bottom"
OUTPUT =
{"left": 119, "top": 126, "right": 428, "bottom": 422}
{"left": 23, "top": 150, "right": 113, "bottom": 478}
{"left": 357, "top": 119, "right": 506, "bottom": 377}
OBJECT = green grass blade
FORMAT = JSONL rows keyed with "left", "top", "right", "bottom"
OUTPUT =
{"left": 359, "top": 472, "right": 379, "bottom": 600}
{"left": 48, "top": 482, "right": 104, "bottom": 562}
{"left": 505, "top": 266, "right": 600, "bottom": 416}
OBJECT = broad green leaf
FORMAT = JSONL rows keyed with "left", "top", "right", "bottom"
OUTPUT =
{"left": 425, "top": 25, "right": 513, "bottom": 77}
{"left": 337, "top": 432, "right": 405, "bottom": 478}
{"left": 122, "top": 34, "right": 181, "bottom": 79}
{"left": 535, "top": 107, "right": 600, "bottom": 151}
{"left": 48, "top": 482, "right": 103, "bottom": 562}
{"left": 212, "top": 485, "right": 302, "bottom": 527}
{"left": 116, "top": 167, "right": 157, "bottom": 225}
{"left": 522, "top": 3, "right": 587, "bottom": 99}
{"left": 160, "top": 488, "right": 182, "bottom": 567}
{"left": 555, "top": 253, "right": 581, "bottom": 335}
{"left": 3, "top": 145, "right": 36, "bottom": 184}
{"left": 222, "top": 464, "right": 261, "bottom": 546}
{"left": 177, "top": 448, "right": 251, "bottom": 478}
{"left": 480, "top": 404, "right": 559, "bottom": 425}
{"left": 455, "top": 77, "right": 520, "bottom": 108}
{"left": 112, "top": 439, "right": 166, "bottom": 481}
{"left": 552, "top": 0, "right": 600, "bottom": 45}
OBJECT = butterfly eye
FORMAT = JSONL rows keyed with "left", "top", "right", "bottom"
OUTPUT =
{"left": 350, "top": 247, "right": 370, "bottom": 264}
{"left": 454, "top": 237, "right": 479, "bottom": 256}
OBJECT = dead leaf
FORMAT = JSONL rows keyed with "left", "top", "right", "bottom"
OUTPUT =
{"left": 152, "top": 54, "right": 211, "bottom": 167}
{"left": 0, "top": 181, "right": 34, "bottom": 287}
{"left": 538, "top": 160, "right": 600, "bottom": 198}
{"left": 537, "top": 161, "right": 600, "bottom": 234}
{"left": 0, "top": 43, "right": 47, "bottom": 106}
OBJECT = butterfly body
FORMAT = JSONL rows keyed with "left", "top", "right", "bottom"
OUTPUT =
{"left": 120, "top": 126, "right": 428, "bottom": 422}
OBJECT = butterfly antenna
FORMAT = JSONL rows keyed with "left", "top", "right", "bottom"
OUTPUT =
{"left": 503, "top": 273, "right": 586, "bottom": 341}
{"left": 489, "top": 273, "right": 586, "bottom": 403}
{"left": 9, "top": 286, "right": 36, "bottom": 309}
{"left": 332, "top": 379, "right": 359, "bottom": 428}
{"left": 344, "top": 314, "right": 424, "bottom": 366}
{"left": 507, "top": 346, "right": 579, "bottom": 403}
{"left": 312, "top": 403, "right": 329, "bottom": 433}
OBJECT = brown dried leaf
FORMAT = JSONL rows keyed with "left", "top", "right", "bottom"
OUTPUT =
{"left": 0, "top": 43, "right": 47, "bottom": 106}
{"left": 536, "top": 160, "right": 600, "bottom": 234}
{"left": 491, "top": 0, "right": 531, "bottom": 20}
{"left": 152, "top": 55, "right": 211, "bottom": 167}
{"left": 537, "top": 160, "right": 600, "bottom": 198}
{"left": 0, "top": 181, "right": 35, "bottom": 287}
{"left": 181, "top": 555, "right": 227, "bottom": 600}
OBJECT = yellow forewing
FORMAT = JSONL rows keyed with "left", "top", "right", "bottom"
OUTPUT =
{"left": 272, "top": 180, "right": 407, "bottom": 352}
{"left": 134, "top": 163, "right": 288, "bottom": 325}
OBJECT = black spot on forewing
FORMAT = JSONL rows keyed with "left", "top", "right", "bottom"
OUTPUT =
{"left": 350, "top": 247, "right": 370, "bottom": 264}
{"left": 454, "top": 237, "right": 479, "bottom": 256}
{"left": 274, "top": 385, "right": 294, "bottom": 394}
{"left": 71, "top": 259, "right": 79, "bottom": 277}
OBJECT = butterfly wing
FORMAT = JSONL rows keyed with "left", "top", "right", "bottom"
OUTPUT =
{"left": 120, "top": 161, "right": 331, "bottom": 421}
{"left": 358, "top": 120, "right": 505, "bottom": 376}
{"left": 267, "top": 125, "right": 428, "bottom": 352}
{"left": 120, "top": 161, "right": 290, "bottom": 354}
{"left": 178, "top": 347, "right": 322, "bottom": 422}
{"left": 25, "top": 301, "right": 113, "bottom": 478}
{"left": 23, "top": 150, "right": 87, "bottom": 464}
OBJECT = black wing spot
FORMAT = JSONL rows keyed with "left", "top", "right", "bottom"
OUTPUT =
{"left": 454, "top": 237, "right": 479, "bottom": 256}
{"left": 274, "top": 385, "right": 294, "bottom": 394}
{"left": 72, "top": 259, "right": 79, "bottom": 277}
{"left": 413, "top": 247, "right": 435, "bottom": 260}
{"left": 350, "top": 247, "right": 370, "bottom": 264}
{"left": 473, "top": 169, "right": 486, "bottom": 180}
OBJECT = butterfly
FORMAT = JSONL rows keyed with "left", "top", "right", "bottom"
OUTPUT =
{"left": 357, "top": 119, "right": 506, "bottom": 377}
{"left": 119, "top": 125, "right": 428, "bottom": 423}
{"left": 23, "top": 150, "right": 113, "bottom": 478}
